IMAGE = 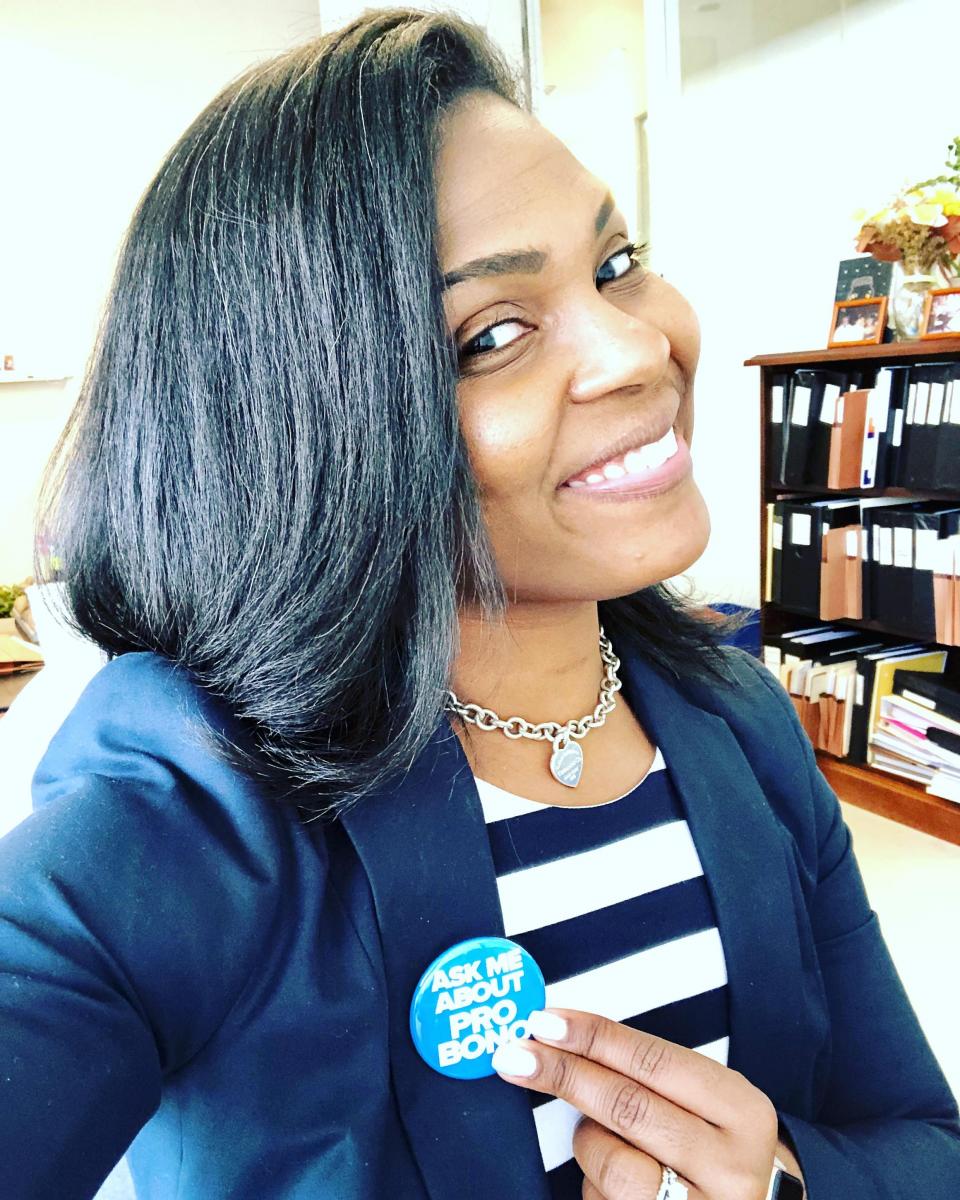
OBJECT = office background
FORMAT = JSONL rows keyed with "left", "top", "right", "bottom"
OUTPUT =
{"left": 2, "top": 3, "right": 960, "bottom": 1194}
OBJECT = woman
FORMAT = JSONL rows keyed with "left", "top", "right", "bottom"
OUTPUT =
{"left": 1, "top": 9, "right": 957, "bottom": 1199}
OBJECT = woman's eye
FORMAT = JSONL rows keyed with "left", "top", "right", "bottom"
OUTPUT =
{"left": 457, "top": 241, "right": 649, "bottom": 367}
{"left": 459, "top": 319, "right": 527, "bottom": 360}
{"left": 596, "top": 241, "right": 648, "bottom": 286}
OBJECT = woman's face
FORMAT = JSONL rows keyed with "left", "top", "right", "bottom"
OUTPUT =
{"left": 435, "top": 90, "right": 711, "bottom": 604}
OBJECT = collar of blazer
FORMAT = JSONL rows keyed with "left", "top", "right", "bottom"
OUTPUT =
{"left": 339, "top": 643, "right": 824, "bottom": 1200}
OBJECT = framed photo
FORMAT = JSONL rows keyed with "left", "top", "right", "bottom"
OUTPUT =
{"left": 920, "top": 287, "right": 960, "bottom": 339}
{"left": 828, "top": 295, "right": 888, "bottom": 347}
{"left": 834, "top": 255, "right": 893, "bottom": 302}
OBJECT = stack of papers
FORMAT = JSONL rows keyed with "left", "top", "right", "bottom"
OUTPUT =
{"left": 762, "top": 627, "right": 949, "bottom": 766}
{"left": 870, "top": 671, "right": 960, "bottom": 802}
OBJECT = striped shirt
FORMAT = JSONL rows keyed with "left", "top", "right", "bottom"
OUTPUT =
{"left": 475, "top": 745, "right": 730, "bottom": 1198}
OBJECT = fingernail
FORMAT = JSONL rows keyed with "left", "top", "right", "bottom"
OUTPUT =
{"left": 491, "top": 1042, "right": 539, "bottom": 1078}
{"left": 527, "top": 1010, "right": 568, "bottom": 1042}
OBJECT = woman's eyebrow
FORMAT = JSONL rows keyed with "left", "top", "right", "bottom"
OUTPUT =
{"left": 441, "top": 190, "right": 616, "bottom": 290}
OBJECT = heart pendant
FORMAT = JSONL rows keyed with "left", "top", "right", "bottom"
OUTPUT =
{"left": 549, "top": 739, "right": 583, "bottom": 788}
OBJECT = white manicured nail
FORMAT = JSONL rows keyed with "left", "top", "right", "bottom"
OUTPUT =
{"left": 526, "top": 1010, "right": 568, "bottom": 1041}
{"left": 491, "top": 1042, "right": 539, "bottom": 1077}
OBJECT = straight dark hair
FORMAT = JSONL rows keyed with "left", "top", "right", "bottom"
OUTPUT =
{"left": 34, "top": 7, "right": 748, "bottom": 816}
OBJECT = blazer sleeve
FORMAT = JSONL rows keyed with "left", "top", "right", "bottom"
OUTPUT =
{"left": 743, "top": 652, "right": 960, "bottom": 1198}
{"left": 0, "top": 767, "right": 293, "bottom": 1200}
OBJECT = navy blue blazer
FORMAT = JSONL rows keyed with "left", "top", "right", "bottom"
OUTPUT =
{"left": 1, "top": 644, "right": 958, "bottom": 1199}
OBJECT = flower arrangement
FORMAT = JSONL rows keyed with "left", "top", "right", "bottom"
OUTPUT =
{"left": 855, "top": 138, "right": 960, "bottom": 277}
{"left": 0, "top": 584, "right": 25, "bottom": 620}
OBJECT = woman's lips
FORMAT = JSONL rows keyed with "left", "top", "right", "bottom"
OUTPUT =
{"left": 558, "top": 429, "right": 692, "bottom": 498}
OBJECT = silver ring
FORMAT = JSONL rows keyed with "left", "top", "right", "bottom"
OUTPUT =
{"left": 655, "top": 1165, "right": 689, "bottom": 1200}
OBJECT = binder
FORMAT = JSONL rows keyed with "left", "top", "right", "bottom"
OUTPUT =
{"left": 778, "top": 501, "right": 828, "bottom": 615}
{"left": 892, "top": 668, "right": 960, "bottom": 723}
{"left": 807, "top": 374, "right": 847, "bottom": 489}
{"left": 781, "top": 376, "right": 815, "bottom": 488}
{"left": 783, "top": 369, "right": 856, "bottom": 487}
{"left": 878, "top": 366, "right": 910, "bottom": 489}
{"left": 779, "top": 498, "right": 903, "bottom": 621}
{"left": 765, "top": 371, "right": 789, "bottom": 487}
{"left": 765, "top": 503, "right": 783, "bottom": 604}
{"left": 866, "top": 502, "right": 960, "bottom": 640}
{"left": 899, "top": 364, "right": 954, "bottom": 491}
{"left": 927, "top": 510, "right": 960, "bottom": 646}
{"left": 932, "top": 367, "right": 960, "bottom": 491}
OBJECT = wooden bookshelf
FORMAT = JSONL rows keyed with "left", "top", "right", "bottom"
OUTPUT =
{"left": 745, "top": 335, "right": 960, "bottom": 369}
{"left": 746, "top": 337, "right": 960, "bottom": 845}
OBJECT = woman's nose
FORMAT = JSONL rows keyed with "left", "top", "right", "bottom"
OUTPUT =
{"left": 565, "top": 295, "right": 671, "bottom": 403}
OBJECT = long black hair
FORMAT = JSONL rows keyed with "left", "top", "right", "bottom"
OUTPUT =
{"left": 34, "top": 7, "right": 747, "bottom": 816}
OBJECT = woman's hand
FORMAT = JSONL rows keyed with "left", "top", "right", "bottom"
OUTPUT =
{"left": 491, "top": 1008, "right": 797, "bottom": 1199}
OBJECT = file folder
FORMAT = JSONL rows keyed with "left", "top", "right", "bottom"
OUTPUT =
{"left": 827, "top": 388, "right": 870, "bottom": 491}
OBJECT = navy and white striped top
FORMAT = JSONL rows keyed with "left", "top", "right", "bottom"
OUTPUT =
{"left": 475, "top": 745, "right": 730, "bottom": 1198}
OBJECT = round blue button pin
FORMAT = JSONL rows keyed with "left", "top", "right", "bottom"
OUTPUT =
{"left": 409, "top": 936, "right": 547, "bottom": 1079}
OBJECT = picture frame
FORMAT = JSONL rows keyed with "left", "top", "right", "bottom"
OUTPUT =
{"left": 920, "top": 286, "right": 960, "bottom": 340}
{"left": 827, "top": 295, "right": 888, "bottom": 348}
{"left": 834, "top": 255, "right": 893, "bottom": 302}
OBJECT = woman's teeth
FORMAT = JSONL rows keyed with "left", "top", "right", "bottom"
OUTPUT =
{"left": 566, "top": 427, "right": 679, "bottom": 488}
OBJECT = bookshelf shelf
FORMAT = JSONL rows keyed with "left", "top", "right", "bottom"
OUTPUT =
{"left": 766, "top": 598, "right": 955, "bottom": 646}
{"left": 817, "top": 754, "right": 960, "bottom": 845}
{"left": 0, "top": 374, "right": 70, "bottom": 385}
{"left": 748, "top": 341, "right": 960, "bottom": 844}
{"left": 746, "top": 335, "right": 960, "bottom": 369}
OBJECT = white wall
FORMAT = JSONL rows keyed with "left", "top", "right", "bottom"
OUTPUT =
{"left": 537, "top": 0, "right": 646, "bottom": 239}
{"left": 645, "top": 0, "right": 960, "bottom": 608}
{"left": 0, "top": 0, "right": 531, "bottom": 585}
{"left": 0, "top": 0, "right": 324, "bottom": 581}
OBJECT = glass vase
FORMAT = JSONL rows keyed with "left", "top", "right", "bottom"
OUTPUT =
{"left": 889, "top": 261, "right": 940, "bottom": 341}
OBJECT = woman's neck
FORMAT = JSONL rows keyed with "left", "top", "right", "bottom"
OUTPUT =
{"left": 447, "top": 601, "right": 655, "bottom": 808}
{"left": 450, "top": 601, "right": 605, "bottom": 724}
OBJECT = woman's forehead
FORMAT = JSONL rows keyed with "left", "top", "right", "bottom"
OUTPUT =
{"left": 434, "top": 93, "right": 604, "bottom": 267}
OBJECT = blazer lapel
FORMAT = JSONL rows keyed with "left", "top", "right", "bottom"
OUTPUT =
{"left": 339, "top": 720, "right": 550, "bottom": 1200}
{"left": 617, "top": 651, "right": 826, "bottom": 1112}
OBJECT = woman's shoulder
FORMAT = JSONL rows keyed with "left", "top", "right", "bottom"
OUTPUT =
{"left": 0, "top": 650, "right": 313, "bottom": 1080}
{"left": 19, "top": 647, "right": 313, "bottom": 892}
{"left": 32, "top": 650, "right": 275, "bottom": 818}
{"left": 669, "top": 645, "right": 841, "bottom": 874}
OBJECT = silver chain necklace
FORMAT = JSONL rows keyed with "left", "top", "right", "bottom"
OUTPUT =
{"left": 443, "top": 627, "right": 622, "bottom": 789}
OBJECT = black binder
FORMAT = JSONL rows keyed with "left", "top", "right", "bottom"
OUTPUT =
{"left": 782, "top": 369, "right": 857, "bottom": 488}
{"left": 899, "top": 364, "right": 954, "bottom": 491}
{"left": 867, "top": 365, "right": 910, "bottom": 490}
{"left": 778, "top": 498, "right": 863, "bottom": 617}
{"left": 892, "top": 668, "right": 960, "bottom": 723}
{"left": 932, "top": 364, "right": 960, "bottom": 491}
{"left": 866, "top": 502, "right": 960, "bottom": 640}
{"left": 765, "top": 371, "right": 789, "bottom": 488}
{"left": 778, "top": 500, "right": 825, "bottom": 616}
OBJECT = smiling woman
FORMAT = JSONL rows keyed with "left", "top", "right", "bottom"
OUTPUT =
{"left": 1, "top": 8, "right": 958, "bottom": 1200}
